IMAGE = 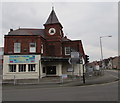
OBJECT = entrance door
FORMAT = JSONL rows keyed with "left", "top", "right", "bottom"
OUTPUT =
{"left": 46, "top": 66, "right": 56, "bottom": 75}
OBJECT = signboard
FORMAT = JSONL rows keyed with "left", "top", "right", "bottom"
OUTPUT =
{"left": 61, "top": 74, "right": 68, "bottom": 79}
{"left": 68, "top": 58, "right": 82, "bottom": 64}
{"left": 67, "top": 68, "right": 73, "bottom": 72}
{"left": 9, "top": 55, "right": 35, "bottom": 63}
{"left": 68, "top": 52, "right": 83, "bottom": 64}
{"left": 71, "top": 52, "right": 79, "bottom": 58}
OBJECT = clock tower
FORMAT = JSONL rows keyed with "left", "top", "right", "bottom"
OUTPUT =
{"left": 44, "top": 8, "right": 64, "bottom": 56}
{"left": 44, "top": 8, "right": 64, "bottom": 41}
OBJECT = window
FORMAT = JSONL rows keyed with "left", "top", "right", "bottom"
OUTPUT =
{"left": 9, "top": 64, "right": 16, "bottom": 72}
{"left": 41, "top": 44, "right": 43, "bottom": 54}
{"left": 43, "top": 67, "right": 46, "bottom": 73}
{"left": 19, "top": 64, "right": 26, "bottom": 72}
{"left": 30, "top": 43, "right": 36, "bottom": 53}
{"left": 65, "top": 47, "right": 71, "bottom": 55}
{"left": 14, "top": 43, "right": 21, "bottom": 53}
{"left": 28, "top": 64, "right": 36, "bottom": 72}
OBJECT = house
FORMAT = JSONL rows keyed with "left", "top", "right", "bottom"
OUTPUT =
{"left": 107, "top": 56, "right": 120, "bottom": 70}
{"left": 88, "top": 61, "right": 100, "bottom": 71}
{"left": 3, "top": 8, "right": 85, "bottom": 80}
{"left": 112, "top": 56, "right": 120, "bottom": 69}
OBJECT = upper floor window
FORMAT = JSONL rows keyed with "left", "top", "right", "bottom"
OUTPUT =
{"left": 14, "top": 43, "right": 21, "bottom": 53}
{"left": 30, "top": 43, "right": 36, "bottom": 53}
{"left": 41, "top": 44, "right": 43, "bottom": 54}
{"left": 65, "top": 47, "right": 71, "bottom": 55}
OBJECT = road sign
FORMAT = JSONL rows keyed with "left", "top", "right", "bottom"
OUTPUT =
{"left": 61, "top": 74, "right": 68, "bottom": 79}
{"left": 71, "top": 52, "right": 79, "bottom": 58}
{"left": 68, "top": 58, "right": 82, "bottom": 64}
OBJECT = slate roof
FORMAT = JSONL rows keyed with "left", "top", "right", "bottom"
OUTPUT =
{"left": 45, "top": 9, "right": 60, "bottom": 25}
{"left": 8, "top": 28, "right": 45, "bottom": 38}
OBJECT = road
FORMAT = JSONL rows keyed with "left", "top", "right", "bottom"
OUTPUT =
{"left": 2, "top": 70, "right": 119, "bottom": 101}
{"left": 105, "top": 70, "right": 119, "bottom": 78}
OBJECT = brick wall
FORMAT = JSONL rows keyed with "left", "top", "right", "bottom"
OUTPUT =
{"left": 4, "top": 35, "right": 42, "bottom": 55}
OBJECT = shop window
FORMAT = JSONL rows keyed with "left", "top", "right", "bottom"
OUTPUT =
{"left": 19, "top": 64, "right": 26, "bottom": 72}
{"left": 65, "top": 47, "right": 71, "bottom": 55}
{"left": 9, "top": 64, "right": 16, "bottom": 72}
{"left": 30, "top": 43, "right": 36, "bottom": 53}
{"left": 28, "top": 64, "right": 36, "bottom": 72}
{"left": 14, "top": 43, "right": 21, "bottom": 53}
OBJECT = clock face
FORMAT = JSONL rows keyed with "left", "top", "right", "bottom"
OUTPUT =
{"left": 48, "top": 28, "right": 56, "bottom": 35}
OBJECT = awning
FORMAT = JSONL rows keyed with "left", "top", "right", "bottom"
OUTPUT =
{"left": 41, "top": 57, "right": 69, "bottom": 62}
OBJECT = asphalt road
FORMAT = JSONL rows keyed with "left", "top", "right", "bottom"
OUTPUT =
{"left": 105, "top": 70, "right": 119, "bottom": 78}
{"left": 2, "top": 70, "right": 119, "bottom": 101}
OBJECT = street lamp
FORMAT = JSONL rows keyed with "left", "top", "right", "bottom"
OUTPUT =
{"left": 100, "top": 35, "right": 112, "bottom": 70}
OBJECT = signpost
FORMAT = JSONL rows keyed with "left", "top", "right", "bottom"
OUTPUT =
{"left": 68, "top": 52, "right": 86, "bottom": 84}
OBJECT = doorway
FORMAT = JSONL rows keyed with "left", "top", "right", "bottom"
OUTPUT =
{"left": 46, "top": 66, "right": 56, "bottom": 75}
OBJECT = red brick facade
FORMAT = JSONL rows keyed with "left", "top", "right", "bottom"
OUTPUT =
{"left": 4, "top": 9, "right": 85, "bottom": 59}
{"left": 3, "top": 8, "right": 86, "bottom": 79}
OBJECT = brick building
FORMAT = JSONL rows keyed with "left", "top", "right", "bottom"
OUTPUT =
{"left": 3, "top": 8, "right": 85, "bottom": 79}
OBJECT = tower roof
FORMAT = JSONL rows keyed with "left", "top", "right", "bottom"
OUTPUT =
{"left": 45, "top": 9, "right": 61, "bottom": 25}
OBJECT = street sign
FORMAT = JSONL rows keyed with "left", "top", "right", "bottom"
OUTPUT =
{"left": 68, "top": 58, "right": 72, "bottom": 64}
{"left": 61, "top": 74, "right": 68, "bottom": 79}
{"left": 68, "top": 58, "right": 82, "bottom": 64}
{"left": 68, "top": 52, "right": 83, "bottom": 64}
{"left": 71, "top": 52, "right": 79, "bottom": 58}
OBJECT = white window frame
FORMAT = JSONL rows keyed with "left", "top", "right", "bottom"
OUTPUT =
{"left": 65, "top": 47, "right": 71, "bottom": 55}
{"left": 14, "top": 43, "right": 21, "bottom": 53}
{"left": 28, "top": 64, "right": 36, "bottom": 72}
{"left": 30, "top": 43, "right": 36, "bottom": 53}
{"left": 41, "top": 44, "right": 43, "bottom": 54}
{"left": 9, "top": 64, "right": 16, "bottom": 72}
{"left": 18, "top": 64, "right": 26, "bottom": 72}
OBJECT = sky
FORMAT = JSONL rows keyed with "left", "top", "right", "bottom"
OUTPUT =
{"left": 0, "top": 1, "right": 118, "bottom": 62}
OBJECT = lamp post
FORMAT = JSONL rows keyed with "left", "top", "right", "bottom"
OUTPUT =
{"left": 100, "top": 35, "right": 112, "bottom": 72}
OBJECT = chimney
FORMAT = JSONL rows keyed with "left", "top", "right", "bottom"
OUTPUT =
{"left": 10, "top": 29, "right": 13, "bottom": 32}
{"left": 64, "top": 36, "right": 67, "bottom": 39}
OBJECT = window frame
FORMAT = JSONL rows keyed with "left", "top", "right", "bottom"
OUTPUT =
{"left": 65, "top": 47, "right": 71, "bottom": 55}
{"left": 28, "top": 64, "right": 36, "bottom": 72}
{"left": 41, "top": 44, "right": 44, "bottom": 54}
{"left": 14, "top": 43, "right": 21, "bottom": 53}
{"left": 9, "top": 64, "right": 16, "bottom": 72}
{"left": 29, "top": 42, "right": 36, "bottom": 53}
{"left": 18, "top": 64, "right": 26, "bottom": 72}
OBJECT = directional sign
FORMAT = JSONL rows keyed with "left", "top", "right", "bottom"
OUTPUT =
{"left": 68, "top": 58, "right": 83, "bottom": 64}
{"left": 71, "top": 52, "right": 79, "bottom": 58}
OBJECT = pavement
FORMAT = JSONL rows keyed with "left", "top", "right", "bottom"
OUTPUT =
{"left": 2, "top": 70, "right": 119, "bottom": 89}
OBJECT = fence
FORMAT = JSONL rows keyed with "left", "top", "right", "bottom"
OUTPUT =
{"left": 1, "top": 74, "right": 81, "bottom": 85}
{"left": 1, "top": 71, "right": 103, "bottom": 85}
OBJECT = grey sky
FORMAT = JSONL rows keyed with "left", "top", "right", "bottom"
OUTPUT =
{"left": 1, "top": 2, "right": 118, "bottom": 62}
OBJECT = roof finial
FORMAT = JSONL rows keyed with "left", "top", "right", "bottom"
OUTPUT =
{"left": 52, "top": 2, "right": 54, "bottom": 10}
